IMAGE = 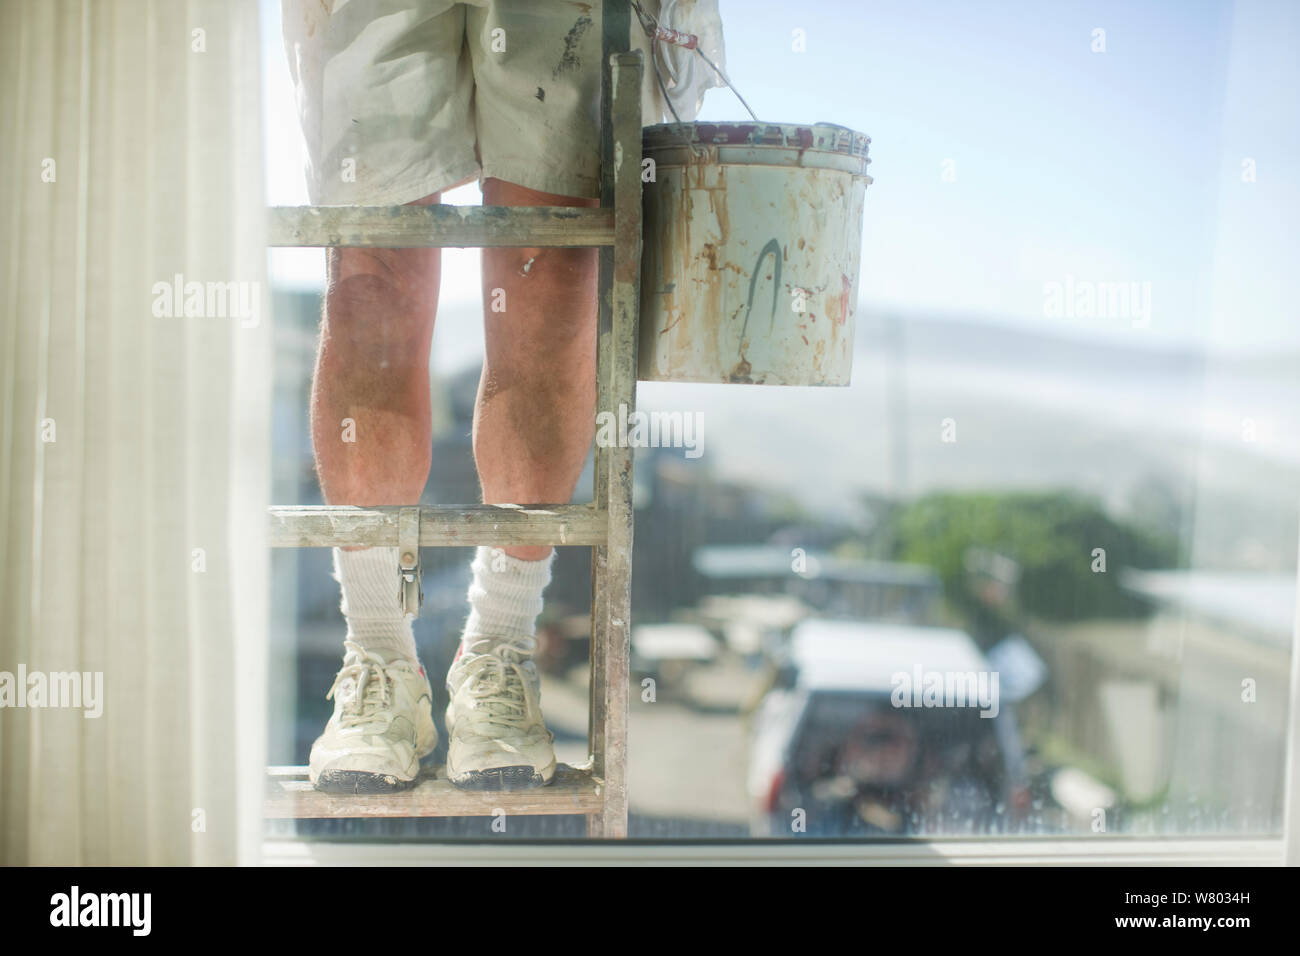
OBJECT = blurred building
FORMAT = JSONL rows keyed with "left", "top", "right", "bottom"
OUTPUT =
{"left": 1028, "top": 570, "right": 1294, "bottom": 832}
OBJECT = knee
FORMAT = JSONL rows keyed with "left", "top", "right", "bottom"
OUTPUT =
{"left": 322, "top": 251, "right": 439, "bottom": 369}
{"left": 327, "top": 247, "right": 437, "bottom": 324}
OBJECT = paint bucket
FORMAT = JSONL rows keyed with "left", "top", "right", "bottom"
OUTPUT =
{"left": 639, "top": 122, "right": 872, "bottom": 386}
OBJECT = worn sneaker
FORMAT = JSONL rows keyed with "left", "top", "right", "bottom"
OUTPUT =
{"left": 308, "top": 640, "right": 437, "bottom": 793}
{"left": 444, "top": 638, "right": 557, "bottom": 790}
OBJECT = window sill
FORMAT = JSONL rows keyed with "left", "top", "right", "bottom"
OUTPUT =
{"left": 261, "top": 836, "right": 1284, "bottom": 867}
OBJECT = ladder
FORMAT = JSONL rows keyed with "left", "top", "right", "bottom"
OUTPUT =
{"left": 264, "top": 2, "right": 643, "bottom": 839}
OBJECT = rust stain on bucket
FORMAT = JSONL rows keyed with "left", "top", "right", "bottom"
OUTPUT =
{"left": 640, "top": 123, "right": 872, "bottom": 386}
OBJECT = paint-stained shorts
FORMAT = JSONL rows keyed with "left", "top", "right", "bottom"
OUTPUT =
{"left": 282, "top": 0, "right": 670, "bottom": 204}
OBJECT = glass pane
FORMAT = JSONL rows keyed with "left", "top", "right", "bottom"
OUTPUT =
{"left": 262, "top": 0, "right": 1298, "bottom": 840}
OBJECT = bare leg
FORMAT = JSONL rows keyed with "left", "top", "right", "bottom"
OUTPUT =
{"left": 473, "top": 178, "right": 599, "bottom": 560}
{"left": 312, "top": 193, "right": 441, "bottom": 514}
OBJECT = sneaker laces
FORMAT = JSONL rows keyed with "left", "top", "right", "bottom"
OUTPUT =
{"left": 326, "top": 640, "right": 397, "bottom": 728}
{"left": 458, "top": 638, "right": 537, "bottom": 733}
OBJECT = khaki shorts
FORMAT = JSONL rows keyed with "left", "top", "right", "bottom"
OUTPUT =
{"left": 282, "top": 0, "right": 669, "bottom": 205}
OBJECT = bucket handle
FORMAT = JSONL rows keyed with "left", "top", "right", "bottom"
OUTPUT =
{"left": 629, "top": 1, "right": 762, "bottom": 156}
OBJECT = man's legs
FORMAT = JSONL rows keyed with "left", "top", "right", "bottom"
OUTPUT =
{"left": 310, "top": 179, "right": 598, "bottom": 519}
{"left": 444, "top": 178, "right": 599, "bottom": 789}
{"left": 307, "top": 176, "right": 599, "bottom": 791}
{"left": 307, "top": 194, "right": 442, "bottom": 793}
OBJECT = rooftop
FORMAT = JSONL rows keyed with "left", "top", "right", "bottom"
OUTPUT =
{"left": 789, "top": 619, "right": 988, "bottom": 692}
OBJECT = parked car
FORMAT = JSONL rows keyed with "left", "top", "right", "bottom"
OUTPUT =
{"left": 748, "top": 619, "right": 1029, "bottom": 836}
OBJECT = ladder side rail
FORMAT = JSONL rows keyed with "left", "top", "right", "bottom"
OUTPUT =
{"left": 587, "top": 0, "right": 627, "bottom": 840}
{"left": 588, "top": 11, "right": 642, "bottom": 837}
{"left": 594, "top": 48, "right": 643, "bottom": 840}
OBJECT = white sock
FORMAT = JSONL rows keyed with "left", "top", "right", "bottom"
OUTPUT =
{"left": 461, "top": 546, "right": 555, "bottom": 655}
{"left": 334, "top": 547, "right": 419, "bottom": 665}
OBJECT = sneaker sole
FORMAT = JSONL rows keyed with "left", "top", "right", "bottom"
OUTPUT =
{"left": 312, "top": 769, "right": 419, "bottom": 794}
{"left": 447, "top": 765, "right": 553, "bottom": 791}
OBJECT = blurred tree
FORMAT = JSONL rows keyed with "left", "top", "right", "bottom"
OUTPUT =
{"left": 889, "top": 491, "right": 1179, "bottom": 637}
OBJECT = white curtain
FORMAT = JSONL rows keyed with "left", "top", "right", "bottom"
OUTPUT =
{"left": 0, "top": 0, "right": 269, "bottom": 865}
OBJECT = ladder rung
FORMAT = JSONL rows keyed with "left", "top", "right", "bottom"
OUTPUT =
{"left": 268, "top": 504, "right": 607, "bottom": 548}
{"left": 268, "top": 205, "right": 616, "bottom": 248}
{"left": 264, "top": 765, "right": 603, "bottom": 818}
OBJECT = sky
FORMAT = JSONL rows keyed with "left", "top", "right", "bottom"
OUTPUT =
{"left": 261, "top": 0, "right": 1300, "bottom": 355}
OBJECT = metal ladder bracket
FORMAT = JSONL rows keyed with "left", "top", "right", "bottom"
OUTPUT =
{"left": 397, "top": 507, "right": 422, "bottom": 617}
